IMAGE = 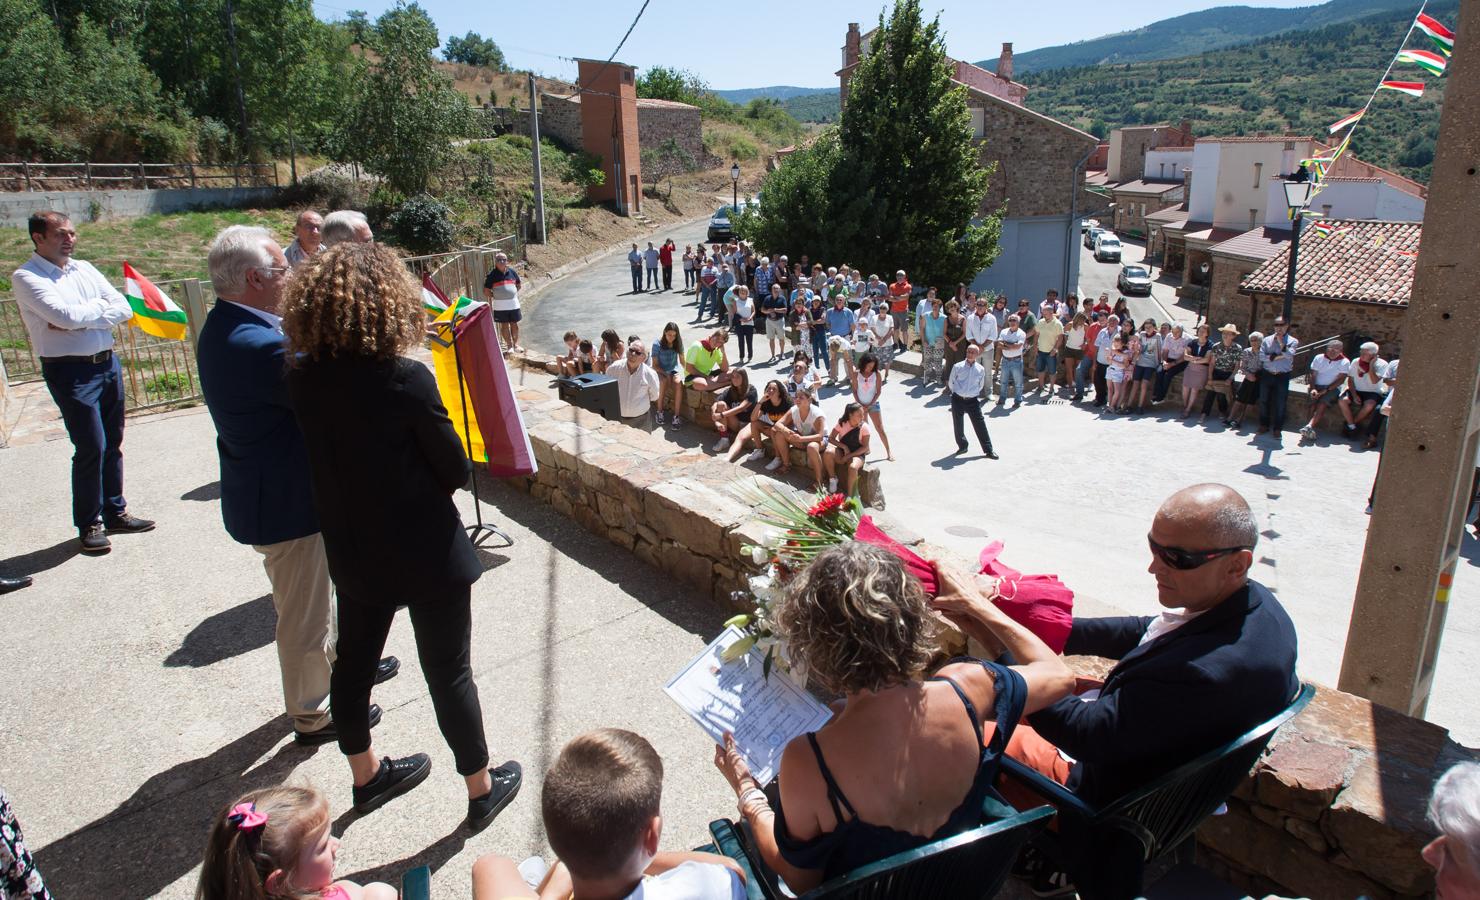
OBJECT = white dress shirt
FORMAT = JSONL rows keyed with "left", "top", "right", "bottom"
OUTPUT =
{"left": 610, "top": 359, "right": 660, "bottom": 418}
{"left": 964, "top": 312, "right": 999, "bottom": 345}
{"left": 948, "top": 359, "right": 987, "bottom": 398}
{"left": 12, "top": 253, "right": 133, "bottom": 358}
{"left": 220, "top": 299, "right": 284, "bottom": 334}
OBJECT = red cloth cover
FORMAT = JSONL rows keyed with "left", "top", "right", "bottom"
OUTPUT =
{"left": 454, "top": 305, "right": 537, "bottom": 478}
{"left": 853, "top": 515, "right": 1074, "bottom": 654}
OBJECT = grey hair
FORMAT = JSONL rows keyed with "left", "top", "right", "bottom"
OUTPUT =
{"left": 321, "top": 210, "right": 369, "bottom": 247}
{"left": 208, "top": 225, "right": 275, "bottom": 299}
{"left": 1430, "top": 762, "right": 1480, "bottom": 865}
{"left": 1361, "top": 341, "right": 1380, "bottom": 353}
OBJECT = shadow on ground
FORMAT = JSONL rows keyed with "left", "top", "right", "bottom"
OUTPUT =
{"left": 0, "top": 539, "right": 79, "bottom": 578}
{"left": 181, "top": 481, "right": 222, "bottom": 502}
{"left": 165, "top": 593, "right": 276, "bottom": 667}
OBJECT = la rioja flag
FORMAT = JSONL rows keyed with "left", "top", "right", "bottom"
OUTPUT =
{"left": 123, "top": 262, "right": 189, "bottom": 340}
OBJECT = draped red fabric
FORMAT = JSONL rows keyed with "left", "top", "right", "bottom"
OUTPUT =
{"left": 453, "top": 305, "right": 537, "bottom": 478}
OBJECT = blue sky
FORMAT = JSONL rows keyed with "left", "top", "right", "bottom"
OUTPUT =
{"left": 311, "top": 0, "right": 1323, "bottom": 89}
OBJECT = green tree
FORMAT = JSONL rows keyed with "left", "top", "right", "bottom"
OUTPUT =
{"left": 734, "top": 130, "right": 843, "bottom": 261}
{"left": 636, "top": 65, "right": 708, "bottom": 106}
{"left": 443, "top": 31, "right": 506, "bottom": 70}
{"left": 342, "top": 9, "right": 370, "bottom": 43}
{"left": 336, "top": 1, "right": 469, "bottom": 194}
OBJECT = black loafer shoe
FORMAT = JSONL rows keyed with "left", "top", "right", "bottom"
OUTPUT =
{"left": 984, "top": 450, "right": 1000, "bottom": 460}
{"left": 353, "top": 752, "right": 432, "bottom": 814}
{"left": 467, "top": 761, "right": 523, "bottom": 832}
{"left": 295, "top": 703, "right": 383, "bottom": 746}
{"left": 0, "top": 574, "right": 33, "bottom": 594}
{"left": 79, "top": 523, "right": 111, "bottom": 555}
{"left": 105, "top": 512, "right": 156, "bottom": 534}
{"left": 374, "top": 656, "right": 400, "bottom": 685}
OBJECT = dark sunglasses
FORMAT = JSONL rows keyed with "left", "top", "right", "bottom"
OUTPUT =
{"left": 627, "top": 348, "right": 645, "bottom": 356}
{"left": 1148, "top": 535, "right": 1250, "bottom": 571}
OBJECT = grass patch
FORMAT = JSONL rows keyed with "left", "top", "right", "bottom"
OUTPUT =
{"left": 143, "top": 371, "right": 191, "bottom": 398}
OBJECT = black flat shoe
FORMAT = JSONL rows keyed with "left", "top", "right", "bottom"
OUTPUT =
{"left": 0, "top": 574, "right": 32, "bottom": 594}
{"left": 79, "top": 523, "right": 111, "bottom": 555}
{"left": 374, "top": 656, "right": 400, "bottom": 684}
{"left": 984, "top": 450, "right": 1000, "bottom": 460}
{"left": 295, "top": 703, "right": 383, "bottom": 746}
{"left": 105, "top": 512, "right": 156, "bottom": 534}
{"left": 353, "top": 752, "right": 431, "bottom": 813}
{"left": 467, "top": 761, "right": 523, "bottom": 832}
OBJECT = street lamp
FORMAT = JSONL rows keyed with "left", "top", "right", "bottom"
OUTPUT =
{"left": 731, "top": 163, "right": 740, "bottom": 211}
{"left": 1199, "top": 262, "right": 1211, "bottom": 324}
{"left": 1281, "top": 166, "right": 1314, "bottom": 324}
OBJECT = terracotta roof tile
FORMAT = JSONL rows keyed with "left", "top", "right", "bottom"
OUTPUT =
{"left": 1239, "top": 220, "right": 1420, "bottom": 306}
{"left": 1211, "top": 227, "right": 1290, "bottom": 261}
{"left": 1111, "top": 179, "right": 1184, "bottom": 194}
{"left": 1197, "top": 135, "right": 1314, "bottom": 144}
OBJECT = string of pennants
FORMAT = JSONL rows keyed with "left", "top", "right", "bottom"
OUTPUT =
{"left": 1307, "top": 220, "right": 1420, "bottom": 261}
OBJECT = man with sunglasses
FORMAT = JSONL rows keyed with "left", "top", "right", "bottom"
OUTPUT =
{"left": 1002, "top": 484, "right": 1298, "bottom": 894}
{"left": 610, "top": 339, "right": 661, "bottom": 432}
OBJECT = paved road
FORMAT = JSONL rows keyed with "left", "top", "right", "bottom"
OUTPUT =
{"left": 522, "top": 228, "right": 1480, "bottom": 747}
{"left": 1073, "top": 234, "right": 1194, "bottom": 329}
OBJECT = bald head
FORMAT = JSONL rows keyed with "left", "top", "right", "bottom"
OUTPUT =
{"left": 1156, "top": 484, "right": 1258, "bottom": 551}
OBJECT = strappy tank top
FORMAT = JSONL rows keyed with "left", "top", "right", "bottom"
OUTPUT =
{"left": 771, "top": 658, "right": 1027, "bottom": 881}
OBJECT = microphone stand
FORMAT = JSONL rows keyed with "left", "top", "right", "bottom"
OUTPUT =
{"left": 432, "top": 305, "right": 513, "bottom": 550}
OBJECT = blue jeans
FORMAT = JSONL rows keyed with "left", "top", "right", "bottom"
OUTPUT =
{"left": 1075, "top": 354, "right": 1092, "bottom": 393}
{"left": 1259, "top": 372, "right": 1293, "bottom": 434}
{"left": 41, "top": 354, "right": 127, "bottom": 528}
{"left": 810, "top": 328, "right": 829, "bottom": 368}
{"left": 696, "top": 284, "right": 716, "bottom": 319}
{"left": 630, "top": 266, "right": 643, "bottom": 292}
{"left": 999, "top": 357, "right": 1025, "bottom": 402}
{"left": 646, "top": 266, "right": 659, "bottom": 289}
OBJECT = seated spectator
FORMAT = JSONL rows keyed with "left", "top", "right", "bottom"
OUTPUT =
{"left": 1300, "top": 342, "right": 1350, "bottom": 442}
{"left": 652, "top": 323, "right": 685, "bottom": 428}
{"left": 683, "top": 328, "right": 732, "bottom": 393}
{"left": 728, "top": 380, "right": 792, "bottom": 471}
{"left": 1340, "top": 342, "right": 1389, "bottom": 449}
{"left": 595, "top": 329, "right": 624, "bottom": 374}
{"left": 824, "top": 403, "right": 871, "bottom": 496}
{"left": 772, "top": 384, "right": 828, "bottom": 488}
{"left": 610, "top": 340, "right": 660, "bottom": 432}
{"left": 784, "top": 359, "right": 821, "bottom": 399}
{"left": 711, "top": 368, "right": 756, "bottom": 453}
{"left": 1226, "top": 331, "right": 1264, "bottom": 429}
{"left": 555, "top": 331, "right": 582, "bottom": 378}
{"left": 1423, "top": 761, "right": 1480, "bottom": 899}
{"left": 1007, "top": 484, "right": 1298, "bottom": 895}
{"left": 475, "top": 729, "right": 745, "bottom": 900}
{"left": 711, "top": 543, "right": 1073, "bottom": 893}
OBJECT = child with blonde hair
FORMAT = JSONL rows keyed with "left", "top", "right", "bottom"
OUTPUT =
{"left": 197, "top": 785, "right": 394, "bottom": 900}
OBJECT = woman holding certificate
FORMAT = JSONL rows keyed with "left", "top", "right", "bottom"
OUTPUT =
{"left": 712, "top": 543, "right": 1073, "bottom": 893}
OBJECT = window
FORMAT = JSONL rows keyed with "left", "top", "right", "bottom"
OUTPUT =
{"left": 1159, "top": 163, "right": 1166, "bottom": 179}
{"left": 1253, "top": 162, "right": 1263, "bottom": 189}
{"left": 1249, "top": 209, "right": 1257, "bottom": 229}
{"left": 969, "top": 108, "right": 985, "bottom": 139}
{"left": 1322, "top": 204, "right": 1333, "bottom": 217}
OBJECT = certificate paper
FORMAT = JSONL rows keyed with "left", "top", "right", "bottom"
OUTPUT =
{"left": 665, "top": 626, "right": 833, "bottom": 785}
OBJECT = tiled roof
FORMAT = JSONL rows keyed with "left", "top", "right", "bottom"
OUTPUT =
{"left": 1197, "top": 135, "right": 1314, "bottom": 144}
{"left": 1185, "top": 226, "right": 1247, "bottom": 245}
{"left": 1210, "top": 227, "right": 1289, "bottom": 261}
{"left": 1111, "top": 179, "right": 1184, "bottom": 194}
{"left": 1239, "top": 220, "right": 1420, "bottom": 306}
{"left": 562, "top": 95, "right": 699, "bottom": 110}
{"left": 1145, "top": 205, "right": 1190, "bottom": 225}
{"left": 1150, "top": 145, "right": 1194, "bottom": 152}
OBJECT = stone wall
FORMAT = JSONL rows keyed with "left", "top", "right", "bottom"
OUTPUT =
{"left": 638, "top": 103, "right": 709, "bottom": 169}
{"left": 1208, "top": 256, "right": 1267, "bottom": 332}
{"left": 1248, "top": 291, "right": 1409, "bottom": 356}
{"left": 0, "top": 186, "right": 277, "bottom": 226}
{"left": 538, "top": 95, "right": 584, "bottom": 152}
{"left": 973, "top": 98, "right": 1097, "bottom": 220}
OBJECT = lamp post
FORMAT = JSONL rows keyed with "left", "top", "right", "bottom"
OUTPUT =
{"left": 1281, "top": 167, "right": 1314, "bottom": 324}
{"left": 731, "top": 163, "right": 740, "bottom": 211}
{"left": 1199, "top": 262, "right": 1211, "bottom": 324}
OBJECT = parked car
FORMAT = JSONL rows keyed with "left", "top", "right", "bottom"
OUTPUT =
{"left": 1083, "top": 226, "right": 1105, "bottom": 249}
{"left": 1095, "top": 234, "right": 1123, "bottom": 263}
{"left": 707, "top": 206, "right": 735, "bottom": 242}
{"left": 1117, "top": 263, "right": 1153, "bottom": 295}
{"left": 1080, "top": 218, "right": 1100, "bottom": 234}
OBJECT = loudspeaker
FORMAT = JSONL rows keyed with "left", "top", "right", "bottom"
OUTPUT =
{"left": 557, "top": 372, "right": 620, "bottom": 420}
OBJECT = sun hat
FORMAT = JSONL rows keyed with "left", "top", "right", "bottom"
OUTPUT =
{"left": 1219, "top": 323, "right": 1240, "bottom": 334}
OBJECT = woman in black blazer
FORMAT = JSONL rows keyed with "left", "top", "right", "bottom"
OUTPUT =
{"left": 281, "top": 242, "right": 520, "bottom": 829}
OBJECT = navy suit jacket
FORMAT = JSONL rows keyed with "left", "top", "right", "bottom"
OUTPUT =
{"left": 196, "top": 301, "right": 319, "bottom": 546}
{"left": 1027, "top": 580, "right": 1298, "bottom": 807}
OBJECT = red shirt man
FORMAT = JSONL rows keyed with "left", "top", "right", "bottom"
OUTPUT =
{"left": 888, "top": 270, "right": 913, "bottom": 314}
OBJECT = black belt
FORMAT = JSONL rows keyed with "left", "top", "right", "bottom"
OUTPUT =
{"left": 40, "top": 350, "right": 112, "bottom": 365}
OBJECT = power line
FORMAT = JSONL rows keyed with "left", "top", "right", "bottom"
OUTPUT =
{"left": 558, "top": 0, "right": 653, "bottom": 100}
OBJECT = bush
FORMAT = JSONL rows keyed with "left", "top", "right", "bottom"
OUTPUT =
{"left": 144, "top": 372, "right": 190, "bottom": 399}
{"left": 562, "top": 150, "right": 606, "bottom": 190}
{"left": 282, "top": 169, "right": 364, "bottom": 211}
{"left": 386, "top": 192, "right": 456, "bottom": 253}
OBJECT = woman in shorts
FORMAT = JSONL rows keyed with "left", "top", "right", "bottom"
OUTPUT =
{"left": 846, "top": 351, "right": 893, "bottom": 461}
{"left": 651, "top": 322, "right": 685, "bottom": 427}
{"left": 772, "top": 384, "right": 828, "bottom": 488}
{"left": 1130, "top": 318, "right": 1161, "bottom": 413}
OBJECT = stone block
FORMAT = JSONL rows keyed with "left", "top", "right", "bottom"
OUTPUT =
{"left": 658, "top": 540, "right": 714, "bottom": 589}
{"left": 1324, "top": 754, "right": 1436, "bottom": 895}
{"left": 550, "top": 491, "right": 573, "bottom": 518}
{"left": 1254, "top": 736, "right": 1351, "bottom": 820}
{"left": 530, "top": 483, "right": 552, "bottom": 503}
{"left": 1284, "top": 816, "right": 1329, "bottom": 854}
{"left": 606, "top": 527, "right": 637, "bottom": 551}
{"left": 572, "top": 501, "right": 606, "bottom": 538}
{"left": 1198, "top": 802, "right": 1391, "bottom": 900}
{"left": 1248, "top": 803, "right": 1285, "bottom": 829}
{"left": 643, "top": 477, "right": 748, "bottom": 560}
{"left": 857, "top": 465, "right": 885, "bottom": 509}
{"left": 1292, "top": 686, "right": 1451, "bottom": 771}
{"left": 634, "top": 537, "right": 659, "bottom": 569}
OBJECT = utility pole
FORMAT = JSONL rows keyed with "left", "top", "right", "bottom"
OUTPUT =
{"left": 528, "top": 73, "right": 546, "bottom": 245}
{"left": 1339, "top": 0, "right": 1478, "bottom": 716}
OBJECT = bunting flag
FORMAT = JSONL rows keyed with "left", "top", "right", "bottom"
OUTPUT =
{"left": 1311, "top": 220, "right": 1334, "bottom": 237}
{"left": 1415, "top": 12, "right": 1455, "bottom": 56}
{"left": 1398, "top": 48, "right": 1448, "bottom": 76}
{"left": 1379, "top": 80, "right": 1426, "bottom": 97}
{"left": 1328, "top": 108, "right": 1367, "bottom": 134}
{"left": 420, "top": 273, "right": 473, "bottom": 316}
{"left": 122, "top": 262, "right": 189, "bottom": 341}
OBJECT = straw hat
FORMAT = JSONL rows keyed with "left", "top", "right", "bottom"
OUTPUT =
{"left": 1219, "top": 323, "right": 1240, "bottom": 334}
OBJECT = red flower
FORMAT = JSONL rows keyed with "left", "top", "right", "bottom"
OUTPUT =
{"left": 808, "top": 493, "right": 848, "bottom": 518}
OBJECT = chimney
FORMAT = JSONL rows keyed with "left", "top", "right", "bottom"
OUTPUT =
{"left": 1179, "top": 119, "right": 1192, "bottom": 144}
{"left": 844, "top": 23, "right": 861, "bottom": 69}
{"left": 997, "top": 42, "right": 1014, "bottom": 82}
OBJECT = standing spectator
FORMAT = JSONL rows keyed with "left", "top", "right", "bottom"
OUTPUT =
{"left": 948, "top": 344, "right": 998, "bottom": 459}
{"left": 753, "top": 255, "right": 775, "bottom": 306}
{"left": 824, "top": 403, "right": 871, "bottom": 496}
{"left": 200, "top": 224, "right": 399, "bottom": 746}
{"left": 1227, "top": 331, "right": 1265, "bottom": 429}
{"left": 643, "top": 242, "right": 660, "bottom": 291}
{"left": 696, "top": 255, "right": 718, "bottom": 319}
{"left": 1129, "top": 318, "right": 1161, "bottom": 413}
{"left": 761, "top": 282, "right": 789, "bottom": 364}
{"left": 914, "top": 287, "right": 936, "bottom": 351}
{"left": 628, "top": 243, "right": 644, "bottom": 294}
{"left": 1106, "top": 334, "right": 1133, "bottom": 413}
{"left": 887, "top": 269, "right": 913, "bottom": 352}
{"left": 610, "top": 339, "right": 661, "bottom": 431}
{"left": 1257, "top": 316, "right": 1297, "bottom": 439}
{"left": 728, "top": 379, "right": 792, "bottom": 470}
{"left": 997, "top": 314, "right": 1028, "bottom": 408}
{"left": 1200, "top": 324, "right": 1243, "bottom": 423}
{"left": 284, "top": 210, "right": 323, "bottom": 267}
{"left": 1180, "top": 323, "right": 1213, "bottom": 418}
{"left": 651, "top": 323, "right": 686, "bottom": 427}
{"left": 773, "top": 255, "right": 792, "bottom": 300}
{"left": 714, "top": 263, "right": 737, "bottom": 325}
{"left": 1340, "top": 342, "right": 1389, "bottom": 449}
{"left": 809, "top": 263, "right": 827, "bottom": 294}
{"left": 12, "top": 211, "right": 155, "bottom": 554}
{"left": 1016, "top": 300, "right": 1040, "bottom": 382}
{"left": 919, "top": 295, "right": 947, "bottom": 386}
{"left": 772, "top": 384, "right": 828, "bottom": 487}
{"left": 788, "top": 295, "right": 811, "bottom": 357}
{"left": 1033, "top": 306, "right": 1064, "bottom": 399}
{"left": 1111, "top": 297, "right": 1133, "bottom": 328}
{"left": 849, "top": 308, "right": 875, "bottom": 369}
{"left": 866, "top": 297, "right": 895, "bottom": 374}
{"left": 806, "top": 293, "right": 829, "bottom": 374}
{"left": 731, "top": 286, "right": 756, "bottom": 365}
{"left": 1299, "top": 342, "right": 1350, "bottom": 442}
{"left": 1090, "top": 293, "right": 1113, "bottom": 316}
{"left": 1061, "top": 313, "right": 1088, "bottom": 400}
{"left": 1091, "top": 314, "right": 1120, "bottom": 408}
{"left": 1153, "top": 323, "right": 1189, "bottom": 403}
{"left": 824, "top": 294, "right": 857, "bottom": 382}
{"left": 942, "top": 300, "right": 969, "bottom": 400}
{"left": 682, "top": 328, "right": 732, "bottom": 394}
{"left": 283, "top": 242, "right": 521, "bottom": 824}
{"left": 964, "top": 295, "right": 999, "bottom": 400}
{"left": 845, "top": 351, "right": 893, "bottom": 461}
{"left": 658, "top": 239, "right": 674, "bottom": 291}
{"left": 320, "top": 210, "right": 373, "bottom": 247}
{"left": 681, "top": 245, "right": 696, "bottom": 291}
{"left": 482, "top": 252, "right": 523, "bottom": 354}
{"left": 710, "top": 368, "right": 756, "bottom": 453}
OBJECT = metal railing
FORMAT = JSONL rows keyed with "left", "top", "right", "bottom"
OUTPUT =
{"left": 0, "top": 161, "right": 279, "bottom": 193}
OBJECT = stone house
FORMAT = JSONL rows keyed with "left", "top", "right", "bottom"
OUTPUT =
{"left": 539, "top": 92, "right": 709, "bottom": 174}
{"left": 1105, "top": 122, "right": 1194, "bottom": 184}
{"left": 1108, "top": 142, "right": 1193, "bottom": 238}
{"left": 1237, "top": 219, "right": 1419, "bottom": 355}
{"left": 836, "top": 24, "right": 1097, "bottom": 299}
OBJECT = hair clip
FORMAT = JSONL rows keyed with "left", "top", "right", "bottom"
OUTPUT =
{"left": 227, "top": 802, "right": 268, "bottom": 832}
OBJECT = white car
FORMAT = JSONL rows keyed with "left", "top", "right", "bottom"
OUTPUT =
{"left": 1118, "top": 263, "right": 1153, "bottom": 295}
{"left": 1094, "top": 234, "right": 1123, "bottom": 262}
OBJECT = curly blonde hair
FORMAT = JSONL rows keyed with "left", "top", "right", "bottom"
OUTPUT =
{"left": 280, "top": 241, "right": 425, "bottom": 363}
{"left": 776, "top": 542, "right": 938, "bottom": 696}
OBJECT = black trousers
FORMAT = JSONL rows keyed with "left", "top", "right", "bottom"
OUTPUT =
{"left": 1153, "top": 361, "right": 1186, "bottom": 403}
{"left": 41, "top": 354, "right": 127, "bottom": 528}
{"left": 662, "top": 265, "right": 673, "bottom": 290}
{"left": 1202, "top": 372, "right": 1233, "bottom": 416}
{"left": 1259, "top": 372, "right": 1293, "bottom": 433}
{"left": 1093, "top": 361, "right": 1108, "bottom": 406}
{"left": 951, "top": 394, "right": 994, "bottom": 453}
{"left": 333, "top": 589, "right": 489, "bottom": 776}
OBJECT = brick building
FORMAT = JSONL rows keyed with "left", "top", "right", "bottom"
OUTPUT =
{"left": 835, "top": 24, "right": 1096, "bottom": 299}
{"left": 1106, "top": 122, "right": 1194, "bottom": 184}
{"left": 540, "top": 94, "right": 709, "bottom": 169}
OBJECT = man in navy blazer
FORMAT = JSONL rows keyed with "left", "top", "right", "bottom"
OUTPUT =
{"left": 198, "top": 225, "right": 395, "bottom": 745}
{"left": 1007, "top": 483, "right": 1299, "bottom": 811}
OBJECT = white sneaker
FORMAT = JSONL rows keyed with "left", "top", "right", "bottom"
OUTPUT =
{"left": 655, "top": 410, "right": 666, "bottom": 425}
{"left": 671, "top": 415, "right": 684, "bottom": 428}
{"left": 713, "top": 437, "right": 731, "bottom": 452}
{"left": 518, "top": 856, "right": 550, "bottom": 890}
{"left": 747, "top": 449, "right": 766, "bottom": 462}
{"left": 828, "top": 477, "right": 838, "bottom": 493}
{"left": 765, "top": 457, "right": 783, "bottom": 471}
